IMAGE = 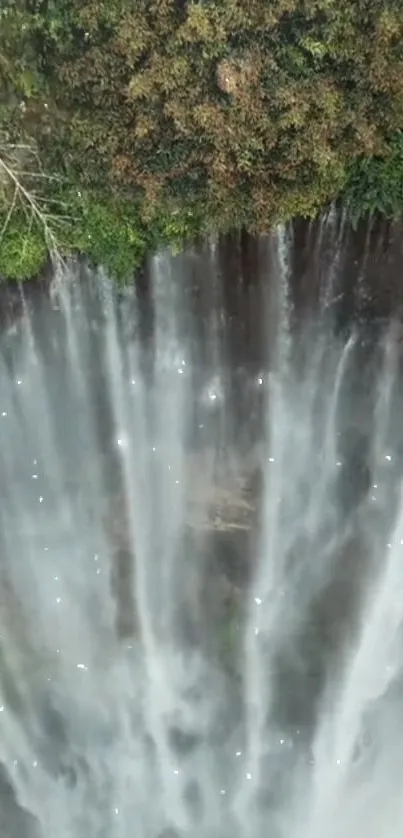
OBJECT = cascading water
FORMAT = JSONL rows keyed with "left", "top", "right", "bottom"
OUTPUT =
{"left": 0, "top": 228, "right": 403, "bottom": 838}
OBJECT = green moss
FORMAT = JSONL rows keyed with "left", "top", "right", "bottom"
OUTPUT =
{"left": 216, "top": 595, "right": 244, "bottom": 676}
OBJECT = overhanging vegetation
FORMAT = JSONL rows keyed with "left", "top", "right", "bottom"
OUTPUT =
{"left": 1, "top": 0, "right": 403, "bottom": 279}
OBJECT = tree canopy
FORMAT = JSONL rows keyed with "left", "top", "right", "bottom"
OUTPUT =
{"left": 1, "top": 0, "right": 403, "bottom": 278}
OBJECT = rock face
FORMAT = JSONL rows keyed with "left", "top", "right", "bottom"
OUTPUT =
{"left": 189, "top": 483, "right": 254, "bottom": 532}
{"left": 105, "top": 444, "right": 262, "bottom": 551}
{"left": 184, "top": 449, "right": 261, "bottom": 533}
{"left": 102, "top": 448, "right": 263, "bottom": 676}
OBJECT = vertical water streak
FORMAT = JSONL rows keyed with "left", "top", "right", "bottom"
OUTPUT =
{"left": 307, "top": 488, "right": 403, "bottom": 838}
{"left": 100, "top": 259, "right": 191, "bottom": 833}
{"left": 321, "top": 205, "right": 347, "bottom": 314}
{"left": 235, "top": 225, "right": 294, "bottom": 829}
{"left": 355, "top": 217, "right": 373, "bottom": 311}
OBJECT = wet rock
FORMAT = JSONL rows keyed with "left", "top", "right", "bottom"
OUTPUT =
{"left": 168, "top": 726, "right": 201, "bottom": 756}
{"left": 0, "top": 764, "right": 40, "bottom": 838}
{"left": 183, "top": 778, "right": 203, "bottom": 820}
{"left": 157, "top": 828, "right": 181, "bottom": 838}
{"left": 336, "top": 426, "right": 371, "bottom": 513}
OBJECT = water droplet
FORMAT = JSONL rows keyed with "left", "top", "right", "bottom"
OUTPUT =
{"left": 38, "top": 496, "right": 44, "bottom": 503}
{"left": 373, "top": 484, "right": 378, "bottom": 489}
{"left": 177, "top": 368, "right": 184, "bottom": 375}
{"left": 173, "top": 769, "right": 179, "bottom": 776}
{"left": 96, "top": 568, "right": 101, "bottom": 575}
{"left": 210, "top": 392, "right": 217, "bottom": 401}
{"left": 56, "top": 597, "right": 61, "bottom": 604}
{"left": 385, "top": 455, "right": 392, "bottom": 462}
{"left": 254, "top": 597, "right": 262, "bottom": 605}
{"left": 246, "top": 773, "right": 252, "bottom": 780}
{"left": 336, "top": 461, "right": 342, "bottom": 467}
{"left": 236, "top": 751, "right": 242, "bottom": 757}
{"left": 280, "top": 739, "right": 285, "bottom": 745}
{"left": 371, "top": 496, "right": 377, "bottom": 502}
{"left": 152, "top": 446, "right": 156, "bottom": 452}
{"left": 16, "top": 380, "right": 22, "bottom": 386}
{"left": 175, "top": 480, "right": 179, "bottom": 485}
{"left": 32, "top": 474, "right": 38, "bottom": 480}
{"left": 54, "top": 576, "right": 59, "bottom": 582}
{"left": 33, "top": 761, "right": 38, "bottom": 768}
{"left": 0, "top": 706, "right": 4, "bottom": 713}
{"left": 1, "top": 412, "right": 7, "bottom": 418}
{"left": 115, "top": 808, "right": 119, "bottom": 816}
{"left": 387, "top": 543, "right": 392, "bottom": 549}
{"left": 77, "top": 664, "right": 87, "bottom": 671}
{"left": 336, "top": 759, "right": 341, "bottom": 766}
{"left": 220, "top": 789, "right": 226, "bottom": 796}
{"left": 131, "top": 379, "right": 136, "bottom": 385}
{"left": 94, "top": 554, "right": 99, "bottom": 562}
{"left": 269, "top": 457, "right": 275, "bottom": 463}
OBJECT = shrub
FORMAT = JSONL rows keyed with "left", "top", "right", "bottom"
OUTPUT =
{"left": 343, "top": 131, "right": 403, "bottom": 227}
{"left": 0, "top": 213, "right": 48, "bottom": 280}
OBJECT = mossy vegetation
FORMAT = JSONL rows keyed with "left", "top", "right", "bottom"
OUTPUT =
{"left": 1, "top": 0, "right": 403, "bottom": 279}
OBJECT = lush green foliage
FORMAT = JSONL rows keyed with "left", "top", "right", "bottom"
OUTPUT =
{"left": 53, "top": 188, "right": 152, "bottom": 282}
{"left": 0, "top": 211, "right": 48, "bottom": 279}
{"left": 343, "top": 131, "right": 403, "bottom": 227}
{"left": 0, "top": 175, "right": 206, "bottom": 280}
{"left": 1, "top": 0, "right": 403, "bottom": 278}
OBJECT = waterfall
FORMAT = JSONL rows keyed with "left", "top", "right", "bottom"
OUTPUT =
{"left": 0, "top": 225, "right": 402, "bottom": 837}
